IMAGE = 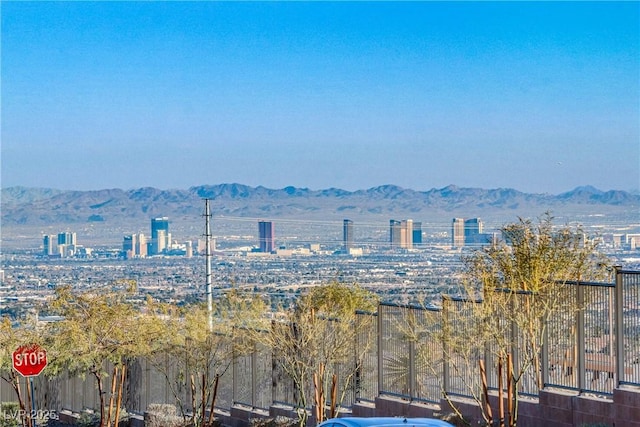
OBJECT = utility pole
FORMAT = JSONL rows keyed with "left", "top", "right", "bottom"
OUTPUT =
{"left": 204, "top": 198, "right": 213, "bottom": 332}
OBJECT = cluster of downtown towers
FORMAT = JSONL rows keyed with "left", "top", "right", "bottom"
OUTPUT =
{"left": 260, "top": 217, "right": 490, "bottom": 255}
{"left": 44, "top": 216, "right": 490, "bottom": 259}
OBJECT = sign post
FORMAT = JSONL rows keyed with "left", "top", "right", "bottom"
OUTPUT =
{"left": 13, "top": 344, "right": 48, "bottom": 427}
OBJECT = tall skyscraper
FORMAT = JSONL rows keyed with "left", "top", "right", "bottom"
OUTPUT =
{"left": 57, "top": 232, "right": 76, "bottom": 246}
{"left": 464, "top": 218, "right": 484, "bottom": 246}
{"left": 258, "top": 220, "right": 275, "bottom": 253}
{"left": 123, "top": 233, "right": 147, "bottom": 258}
{"left": 155, "top": 230, "right": 167, "bottom": 254}
{"left": 43, "top": 235, "right": 53, "bottom": 256}
{"left": 452, "top": 218, "right": 465, "bottom": 248}
{"left": 400, "top": 219, "right": 413, "bottom": 249}
{"left": 343, "top": 219, "right": 354, "bottom": 252}
{"left": 413, "top": 222, "right": 423, "bottom": 246}
{"left": 150, "top": 217, "right": 169, "bottom": 255}
{"left": 123, "top": 234, "right": 136, "bottom": 259}
{"left": 391, "top": 219, "right": 414, "bottom": 249}
{"left": 136, "top": 233, "right": 147, "bottom": 257}
{"left": 390, "top": 220, "right": 401, "bottom": 248}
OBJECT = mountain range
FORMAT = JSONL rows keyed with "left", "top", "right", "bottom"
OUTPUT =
{"left": 2, "top": 184, "right": 638, "bottom": 227}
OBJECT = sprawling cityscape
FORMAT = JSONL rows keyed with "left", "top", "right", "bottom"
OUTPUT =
{"left": 2, "top": 209, "right": 639, "bottom": 320}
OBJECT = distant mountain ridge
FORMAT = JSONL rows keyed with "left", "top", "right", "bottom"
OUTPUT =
{"left": 1, "top": 184, "right": 638, "bottom": 226}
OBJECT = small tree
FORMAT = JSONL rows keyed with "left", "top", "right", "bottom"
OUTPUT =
{"left": 399, "top": 214, "right": 608, "bottom": 426}
{"left": 146, "top": 289, "right": 268, "bottom": 427}
{"left": 457, "top": 214, "right": 608, "bottom": 426}
{"left": 251, "top": 282, "right": 378, "bottom": 427}
{"left": 46, "top": 285, "right": 158, "bottom": 427}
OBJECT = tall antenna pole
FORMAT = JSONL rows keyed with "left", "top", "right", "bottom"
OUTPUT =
{"left": 204, "top": 198, "right": 213, "bottom": 332}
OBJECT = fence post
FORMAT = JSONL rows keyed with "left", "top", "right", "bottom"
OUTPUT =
{"left": 510, "top": 293, "right": 519, "bottom": 392}
{"left": 577, "top": 281, "right": 586, "bottom": 392}
{"left": 442, "top": 296, "right": 450, "bottom": 396}
{"left": 541, "top": 313, "right": 549, "bottom": 390}
{"left": 408, "top": 309, "right": 416, "bottom": 400}
{"left": 615, "top": 266, "right": 624, "bottom": 387}
{"left": 271, "top": 321, "right": 277, "bottom": 406}
{"left": 377, "top": 304, "right": 384, "bottom": 399}
{"left": 252, "top": 342, "right": 258, "bottom": 408}
{"left": 353, "top": 312, "right": 361, "bottom": 402}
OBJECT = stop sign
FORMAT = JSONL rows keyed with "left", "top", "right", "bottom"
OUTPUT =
{"left": 12, "top": 344, "right": 47, "bottom": 377}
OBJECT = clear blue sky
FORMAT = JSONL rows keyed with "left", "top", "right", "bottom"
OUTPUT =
{"left": 1, "top": 1, "right": 638, "bottom": 194}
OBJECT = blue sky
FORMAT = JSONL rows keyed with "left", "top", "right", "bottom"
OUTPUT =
{"left": 1, "top": 1, "right": 638, "bottom": 194}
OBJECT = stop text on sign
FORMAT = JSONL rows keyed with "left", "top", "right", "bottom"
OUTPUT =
{"left": 12, "top": 344, "right": 48, "bottom": 377}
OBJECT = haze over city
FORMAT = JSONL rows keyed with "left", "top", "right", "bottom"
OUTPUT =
{"left": 2, "top": 1, "right": 638, "bottom": 194}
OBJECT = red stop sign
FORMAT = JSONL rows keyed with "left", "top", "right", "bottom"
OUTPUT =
{"left": 12, "top": 344, "right": 47, "bottom": 377}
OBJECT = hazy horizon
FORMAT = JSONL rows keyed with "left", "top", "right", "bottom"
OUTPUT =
{"left": 2, "top": 2, "right": 639, "bottom": 194}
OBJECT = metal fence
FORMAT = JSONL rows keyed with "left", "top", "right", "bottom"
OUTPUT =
{"left": 618, "top": 270, "right": 640, "bottom": 387}
{"left": 354, "top": 311, "right": 377, "bottom": 403}
{"left": 233, "top": 341, "right": 272, "bottom": 411}
{"left": 3, "top": 270, "right": 640, "bottom": 415}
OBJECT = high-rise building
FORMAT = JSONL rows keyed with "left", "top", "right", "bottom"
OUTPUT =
{"left": 123, "top": 233, "right": 147, "bottom": 258}
{"left": 452, "top": 218, "right": 465, "bottom": 248}
{"left": 43, "top": 235, "right": 54, "bottom": 256}
{"left": 413, "top": 222, "right": 423, "bottom": 245}
{"left": 400, "top": 219, "right": 413, "bottom": 249}
{"left": 391, "top": 219, "right": 414, "bottom": 249}
{"left": 136, "top": 233, "right": 147, "bottom": 257}
{"left": 123, "top": 234, "right": 136, "bottom": 259}
{"left": 390, "top": 220, "right": 401, "bottom": 248}
{"left": 343, "top": 219, "right": 354, "bottom": 252}
{"left": 464, "top": 218, "right": 484, "bottom": 246}
{"left": 55, "top": 231, "right": 76, "bottom": 257}
{"left": 57, "top": 232, "right": 76, "bottom": 246}
{"left": 155, "top": 230, "right": 167, "bottom": 254}
{"left": 150, "top": 217, "right": 169, "bottom": 255}
{"left": 258, "top": 220, "right": 275, "bottom": 253}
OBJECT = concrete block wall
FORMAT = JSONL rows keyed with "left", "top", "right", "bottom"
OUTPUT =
{"left": 354, "top": 395, "right": 443, "bottom": 419}
{"left": 54, "top": 386, "right": 633, "bottom": 427}
{"left": 534, "top": 389, "right": 575, "bottom": 427}
{"left": 439, "top": 395, "right": 484, "bottom": 423}
{"left": 612, "top": 388, "right": 640, "bottom": 427}
{"left": 350, "top": 387, "right": 640, "bottom": 427}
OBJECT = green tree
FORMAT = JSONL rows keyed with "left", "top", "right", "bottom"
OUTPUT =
{"left": 146, "top": 289, "right": 268, "bottom": 427}
{"left": 251, "top": 281, "right": 379, "bottom": 427}
{"left": 46, "top": 286, "right": 160, "bottom": 427}
{"left": 456, "top": 214, "right": 608, "bottom": 426}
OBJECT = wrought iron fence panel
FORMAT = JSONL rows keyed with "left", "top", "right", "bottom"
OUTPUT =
{"left": 254, "top": 341, "right": 273, "bottom": 410}
{"left": 442, "top": 297, "right": 483, "bottom": 399}
{"left": 378, "top": 303, "right": 413, "bottom": 399}
{"left": 354, "top": 311, "right": 378, "bottom": 403}
{"left": 512, "top": 292, "right": 541, "bottom": 397}
{"left": 619, "top": 270, "right": 640, "bottom": 387}
{"left": 233, "top": 349, "right": 253, "bottom": 408}
{"left": 214, "top": 341, "right": 235, "bottom": 411}
{"left": 271, "top": 352, "right": 294, "bottom": 406}
{"left": 582, "top": 282, "right": 617, "bottom": 395}
{"left": 545, "top": 284, "right": 579, "bottom": 391}
{"left": 413, "top": 306, "right": 443, "bottom": 403}
{"left": 485, "top": 303, "right": 511, "bottom": 393}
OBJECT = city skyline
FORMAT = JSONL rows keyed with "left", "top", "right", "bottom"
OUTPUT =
{"left": 1, "top": 2, "right": 638, "bottom": 194}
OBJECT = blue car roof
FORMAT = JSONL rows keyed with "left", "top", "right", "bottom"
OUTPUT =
{"left": 317, "top": 417, "right": 454, "bottom": 427}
